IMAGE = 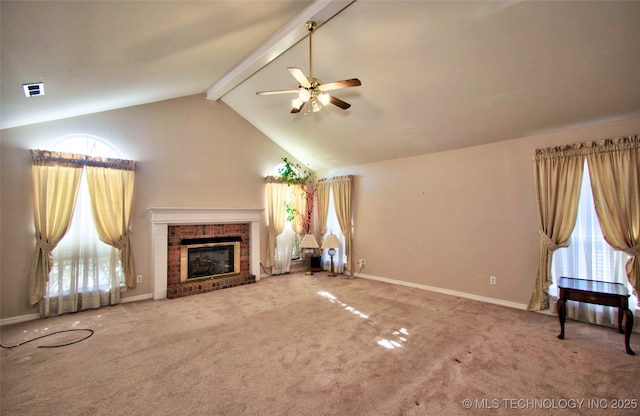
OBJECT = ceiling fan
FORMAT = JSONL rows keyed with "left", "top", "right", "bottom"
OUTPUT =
{"left": 256, "top": 21, "right": 361, "bottom": 114}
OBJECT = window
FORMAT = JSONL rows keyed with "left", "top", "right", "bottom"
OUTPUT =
{"left": 550, "top": 161, "right": 636, "bottom": 327}
{"left": 321, "top": 186, "right": 346, "bottom": 273}
{"left": 44, "top": 135, "right": 123, "bottom": 315}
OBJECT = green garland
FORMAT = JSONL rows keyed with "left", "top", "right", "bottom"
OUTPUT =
{"left": 278, "top": 157, "right": 310, "bottom": 186}
{"left": 278, "top": 157, "right": 315, "bottom": 233}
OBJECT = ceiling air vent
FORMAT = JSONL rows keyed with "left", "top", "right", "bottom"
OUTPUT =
{"left": 22, "top": 82, "right": 45, "bottom": 97}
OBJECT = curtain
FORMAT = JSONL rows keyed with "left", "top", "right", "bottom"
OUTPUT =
{"left": 551, "top": 162, "right": 634, "bottom": 327}
{"left": 29, "top": 150, "right": 83, "bottom": 307}
{"left": 585, "top": 136, "right": 640, "bottom": 297}
{"left": 317, "top": 179, "right": 335, "bottom": 273}
{"left": 316, "top": 179, "right": 331, "bottom": 237}
{"left": 265, "top": 177, "right": 288, "bottom": 268}
{"left": 527, "top": 145, "right": 584, "bottom": 311}
{"left": 30, "top": 149, "right": 137, "bottom": 315}
{"left": 331, "top": 176, "right": 354, "bottom": 274}
{"left": 290, "top": 185, "right": 307, "bottom": 235}
{"left": 322, "top": 188, "right": 346, "bottom": 274}
{"left": 273, "top": 222, "right": 295, "bottom": 275}
{"left": 42, "top": 174, "right": 122, "bottom": 316}
{"left": 85, "top": 160, "right": 136, "bottom": 288}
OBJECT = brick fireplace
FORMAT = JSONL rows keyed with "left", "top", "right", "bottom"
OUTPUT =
{"left": 148, "top": 208, "right": 263, "bottom": 300}
{"left": 166, "top": 223, "right": 253, "bottom": 298}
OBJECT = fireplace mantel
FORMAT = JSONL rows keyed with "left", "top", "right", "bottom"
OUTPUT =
{"left": 148, "top": 208, "right": 263, "bottom": 300}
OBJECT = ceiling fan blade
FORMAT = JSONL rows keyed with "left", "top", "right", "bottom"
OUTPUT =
{"left": 291, "top": 101, "right": 305, "bottom": 114}
{"left": 318, "top": 78, "right": 361, "bottom": 92}
{"left": 256, "top": 89, "right": 298, "bottom": 96}
{"left": 329, "top": 95, "right": 351, "bottom": 110}
{"left": 287, "top": 67, "right": 311, "bottom": 88}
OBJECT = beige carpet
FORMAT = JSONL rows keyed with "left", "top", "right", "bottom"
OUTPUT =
{"left": 1, "top": 273, "right": 639, "bottom": 416}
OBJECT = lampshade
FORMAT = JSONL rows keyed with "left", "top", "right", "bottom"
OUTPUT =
{"left": 299, "top": 234, "right": 319, "bottom": 249}
{"left": 321, "top": 233, "right": 341, "bottom": 249}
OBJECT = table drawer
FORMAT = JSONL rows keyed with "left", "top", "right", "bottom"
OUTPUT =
{"left": 566, "top": 291, "right": 622, "bottom": 307}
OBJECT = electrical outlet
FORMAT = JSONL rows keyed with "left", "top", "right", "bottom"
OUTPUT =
{"left": 490, "top": 276, "right": 496, "bottom": 285}
{"left": 136, "top": 275, "right": 143, "bottom": 283}
{"left": 358, "top": 259, "right": 366, "bottom": 267}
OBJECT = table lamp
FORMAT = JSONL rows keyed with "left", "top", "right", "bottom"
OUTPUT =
{"left": 299, "top": 234, "right": 319, "bottom": 275}
{"left": 321, "top": 233, "right": 342, "bottom": 277}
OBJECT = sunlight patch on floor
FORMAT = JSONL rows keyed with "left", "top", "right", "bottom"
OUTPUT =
{"left": 317, "top": 291, "right": 369, "bottom": 318}
{"left": 376, "top": 327, "right": 410, "bottom": 350}
{"left": 316, "top": 291, "right": 411, "bottom": 350}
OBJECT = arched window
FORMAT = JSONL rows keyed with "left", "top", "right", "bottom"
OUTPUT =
{"left": 50, "top": 134, "right": 121, "bottom": 158}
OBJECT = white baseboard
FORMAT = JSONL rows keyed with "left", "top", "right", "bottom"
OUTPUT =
{"left": 358, "top": 273, "right": 640, "bottom": 333}
{"left": 0, "top": 313, "right": 41, "bottom": 327}
{"left": 1, "top": 293, "right": 154, "bottom": 327}
{"left": 120, "top": 293, "right": 153, "bottom": 303}
{"left": 357, "top": 272, "right": 528, "bottom": 310}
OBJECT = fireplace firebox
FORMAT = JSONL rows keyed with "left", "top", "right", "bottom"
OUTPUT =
{"left": 180, "top": 237, "right": 241, "bottom": 281}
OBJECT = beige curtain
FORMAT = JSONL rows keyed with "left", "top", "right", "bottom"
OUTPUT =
{"left": 585, "top": 136, "right": 640, "bottom": 296}
{"left": 527, "top": 145, "right": 584, "bottom": 311}
{"left": 316, "top": 179, "right": 331, "bottom": 236}
{"left": 290, "top": 185, "right": 308, "bottom": 235}
{"left": 85, "top": 159, "right": 136, "bottom": 288}
{"left": 332, "top": 175, "right": 354, "bottom": 274}
{"left": 265, "top": 177, "right": 288, "bottom": 268}
{"left": 29, "top": 150, "right": 83, "bottom": 307}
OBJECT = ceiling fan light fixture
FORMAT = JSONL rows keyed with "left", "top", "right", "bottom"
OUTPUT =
{"left": 318, "top": 93, "right": 330, "bottom": 106}
{"left": 292, "top": 98, "right": 304, "bottom": 110}
{"left": 298, "top": 88, "right": 311, "bottom": 102}
{"left": 256, "top": 21, "right": 361, "bottom": 114}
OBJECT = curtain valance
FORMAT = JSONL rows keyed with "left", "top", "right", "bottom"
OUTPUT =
{"left": 31, "top": 149, "right": 136, "bottom": 171}
{"left": 534, "top": 135, "right": 639, "bottom": 161}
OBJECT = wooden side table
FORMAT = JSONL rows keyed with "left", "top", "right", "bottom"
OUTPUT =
{"left": 557, "top": 276, "right": 634, "bottom": 355}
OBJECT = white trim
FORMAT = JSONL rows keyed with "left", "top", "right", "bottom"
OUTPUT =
{"left": 358, "top": 273, "right": 528, "bottom": 311}
{"left": 0, "top": 313, "right": 40, "bottom": 327}
{"left": 120, "top": 293, "right": 153, "bottom": 303}
{"left": 0, "top": 295, "right": 152, "bottom": 327}
{"left": 148, "top": 208, "right": 264, "bottom": 300}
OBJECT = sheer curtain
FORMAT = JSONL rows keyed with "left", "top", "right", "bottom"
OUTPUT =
{"left": 43, "top": 172, "right": 123, "bottom": 316}
{"left": 551, "top": 161, "right": 635, "bottom": 327}
{"left": 322, "top": 188, "right": 346, "bottom": 274}
{"left": 273, "top": 222, "right": 295, "bottom": 275}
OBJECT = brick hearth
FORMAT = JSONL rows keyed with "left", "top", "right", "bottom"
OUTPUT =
{"left": 167, "top": 223, "right": 255, "bottom": 298}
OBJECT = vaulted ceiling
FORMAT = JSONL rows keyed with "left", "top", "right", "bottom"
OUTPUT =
{"left": 2, "top": 1, "right": 640, "bottom": 171}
